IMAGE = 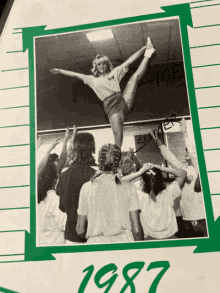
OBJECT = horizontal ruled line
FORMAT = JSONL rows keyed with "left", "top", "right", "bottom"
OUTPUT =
{"left": 0, "top": 230, "right": 25, "bottom": 233}
{"left": 0, "top": 164, "right": 30, "bottom": 169}
{"left": 0, "top": 144, "right": 30, "bottom": 149}
{"left": 204, "top": 148, "right": 220, "bottom": 151}
{"left": 0, "top": 185, "right": 30, "bottom": 189}
{"left": 6, "top": 50, "right": 23, "bottom": 54}
{"left": 194, "top": 24, "right": 220, "bottom": 29}
{"left": 189, "top": 0, "right": 213, "bottom": 3}
{"left": 195, "top": 85, "right": 220, "bottom": 90}
{"left": 0, "top": 260, "right": 24, "bottom": 264}
{"left": 0, "top": 105, "right": 29, "bottom": 110}
{"left": 0, "top": 86, "right": 29, "bottom": 91}
{"left": 1, "top": 68, "right": 28, "bottom": 72}
{"left": 191, "top": 3, "right": 220, "bottom": 9}
{"left": 192, "top": 63, "right": 220, "bottom": 69}
{"left": 198, "top": 105, "right": 220, "bottom": 109}
{"left": 0, "top": 124, "right": 29, "bottom": 129}
{"left": 201, "top": 126, "right": 220, "bottom": 130}
{"left": 211, "top": 194, "right": 220, "bottom": 196}
{"left": 207, "top": 170, "right": 220, "bottom": 173}
{"left": 12, "top": 32, "right": 22, "bottom": 34}
{"left": 0, "top": 207, "right": 29, "bottom": 211}
{"left": 0, "top": 253, "right": 24, "bottom": 257}
{"left": 190, "top": 44, "right": 220, "bottom": 49}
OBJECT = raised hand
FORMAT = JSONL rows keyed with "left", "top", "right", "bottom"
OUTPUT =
{"left": 64, "top": 127, "right": 70, "bottom": 140}
{"left": 69, "top": 125, "right": 77, "bottom": 143}
{"left": 51, "top": 138, "right": 60, "bottom": 150}
{"left": 140, "top": 163, "right": 154, "bottom": 173}
{"left": 150, "top": 130, "right": 163, "bottom": 147}
{"left": 150, "top": 130, "right": 158, "bottom": 140}
{"left": 180, "top": 118, "right": 187, "bottom": 134}
{"left": 72, "top": 125, "right": 77, "bottom": 137}
{"left": 50, "top": 68, "right": 60, "bottom": 74}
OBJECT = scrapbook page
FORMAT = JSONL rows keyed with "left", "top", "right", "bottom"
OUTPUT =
{"left": 0, "top": 0, "right": 220, "bottom": 292}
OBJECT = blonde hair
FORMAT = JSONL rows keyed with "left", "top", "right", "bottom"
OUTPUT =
{"left": 91, "top": 55, "right": 114, "bottom": 77}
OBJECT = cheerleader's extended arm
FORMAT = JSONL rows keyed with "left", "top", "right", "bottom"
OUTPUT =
{"left": 50, "top": 68, "right": 86, "bottom": 81}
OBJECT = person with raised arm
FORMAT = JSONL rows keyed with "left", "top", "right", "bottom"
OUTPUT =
{"left": 56, "top": 132, "right": 97, "bottom": 244}
{"left": 37, "top": 127, "right": 70, "bottom": 177}
{"left": 76, "top": 144, "right": 144, "bottom": 243}
{"left": 51, "top": 38, "right": 155, "bottom": 148}
{"left": 37, "top": 130, "right": 71, "bottom": 245}
{"left": 151, "top": 123, "right": 208, "bottom": 238}
{"left": 179, "top": 118, "right": 202, "bottom": 193}
{"left": 38, "top": 164, "right": 67, "bottom": 246}
{"left": 37, "top": 137, "right": 60, "bottom": 177}
{"left": 120, "top": 150, "right": 187, "bottom": 240}
{"left": 61, "top": 125, "right": 78, "bottom": 173}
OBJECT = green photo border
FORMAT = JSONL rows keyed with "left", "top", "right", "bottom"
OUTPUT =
{"left": 22, "top": 3, "right": 216, "bottom": 262}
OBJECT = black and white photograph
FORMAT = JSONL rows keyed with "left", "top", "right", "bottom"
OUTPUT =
{"left": 35, "top": 17, "right": 208, "bottom": 247}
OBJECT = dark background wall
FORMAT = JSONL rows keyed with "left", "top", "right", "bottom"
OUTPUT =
{"left": 37, "top": 61, "right": 190, "bottom": 131}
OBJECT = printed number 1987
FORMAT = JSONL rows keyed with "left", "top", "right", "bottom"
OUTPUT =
{"left": 78, "top": 261, "right": 170, "bottom": 293}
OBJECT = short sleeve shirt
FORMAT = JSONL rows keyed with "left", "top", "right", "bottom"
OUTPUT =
{"left": 82, "top": 65, "right": 128, "bottom": 101}
{"left": 137, "top": 181, "right": 181, "bottom": 239}
{"left": 38, "top": 190, "right": 67, "bottom": 245}
{"left": 77, "top": 173, "right": 140, "bottom": 238}
{"left": 180, "top": 166, "right": 206, "bottom": 220}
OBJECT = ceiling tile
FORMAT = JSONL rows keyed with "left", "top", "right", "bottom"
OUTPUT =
{"left": 119, "top": 41, "right": 144, "bottom": 61}
{"left": 57, "top": 33, "right": 96, "bottom": 59}
{"left": 170, "top": 19, "right": 181, "bottom": 37}
{"left": 143, "top": 21, "right": 171, "bottom": 33}
{"left": 91, "top": 39, "right": 122, "bottom": 61}
{"left": 150, "top": 37, "right": 170, "bottom": 65}
{"left": 112, "top": 23, "right": 143, "bottom": 44}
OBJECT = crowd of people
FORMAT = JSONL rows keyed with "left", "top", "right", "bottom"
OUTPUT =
{"left": 37, "top": 118, "right": 207, "bottom": 246}
{"left": 37, "top": 40, "right": 207, "bottom": 245}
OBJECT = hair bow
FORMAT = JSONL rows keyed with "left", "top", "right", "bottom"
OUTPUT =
{"left": 147, "top": 169, "right": 156, "bottom": 176}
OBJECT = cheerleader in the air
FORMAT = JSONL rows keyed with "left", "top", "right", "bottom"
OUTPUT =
{"left": 50, "top": 37, "right": 155, "bottom": 147}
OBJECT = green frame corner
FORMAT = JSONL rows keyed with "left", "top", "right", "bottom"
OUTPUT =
{"left": 22, "top": 3, "right": 216, "bottom": 262}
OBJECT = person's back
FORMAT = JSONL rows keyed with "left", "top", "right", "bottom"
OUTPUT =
{"left": 137, "top": 180, "right": 181, "bottom": 240}
{"left": 37, "top": 162, "right": 66, "bottom": 246}
{"left": 76, "top": 144, "right": 144, "bottom": 244}
{"left": 119, "top": 150, "right": 186, "bottom": 240}
{"left": 78, "top": 173, "right": 139, "bottom": 243}
{"left": 56, "top": 163, "right": 96, "bottom": 242}
{"left": 38, "top": 189, "right": 66, "bottom": 246}
{"left": 56, "top": 132, "right": 97, "bottom": 243}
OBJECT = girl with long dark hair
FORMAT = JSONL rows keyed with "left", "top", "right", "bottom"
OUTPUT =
{"left": 120, "top": 151, "right": 187, "bottom": 240}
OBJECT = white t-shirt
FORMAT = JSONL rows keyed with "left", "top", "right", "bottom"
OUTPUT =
{"left": 159, "top": 145, "right": 206, "bottom": 221}
{"left": 77, "top": 173, "right": 140, "bottom": 238}
{"left": 83, "top": 65, "right": 128, "bottom": 101}
{"left": 137, "top": 181, "right": 181, "bottom": 239}
{"left": 38, "top": 190, "right": 67, "bottom": 246}
{"left": 180, "top": 166, "right": 206, "bottom": 220}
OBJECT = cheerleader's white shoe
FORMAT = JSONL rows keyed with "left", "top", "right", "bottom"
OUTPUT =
{"left": 144, "top": 37, "right": 156, "bottom": 58}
